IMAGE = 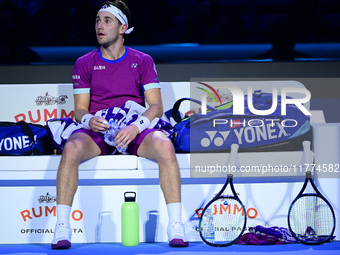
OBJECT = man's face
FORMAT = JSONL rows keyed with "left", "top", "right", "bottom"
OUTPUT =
{"left": 95, "top": 11, "right": 124, "bottom": 46}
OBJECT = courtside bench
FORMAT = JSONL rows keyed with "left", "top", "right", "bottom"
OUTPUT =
{"left": 0, "top": 81, "right": 339, "bottom": 244}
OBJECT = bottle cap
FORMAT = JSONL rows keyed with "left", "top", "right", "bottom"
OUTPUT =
{"left": 124, "top": 191, "right": 136, "bottom": 202}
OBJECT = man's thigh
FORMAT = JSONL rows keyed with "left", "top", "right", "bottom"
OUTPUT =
{"left": 136, "top": 130, "right": 173, "bottom": 160}
{"left": 65, "top": 131, "right": 102, "bottom": 162}
{"left": 71, "top": 129, "right": 116, "bottom": 156}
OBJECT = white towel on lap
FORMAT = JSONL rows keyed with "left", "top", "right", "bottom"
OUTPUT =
{"left": 47, "top": 100, "right": 173, "bottom": 150}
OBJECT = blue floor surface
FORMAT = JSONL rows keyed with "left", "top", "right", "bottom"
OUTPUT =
{"left": 1, "top": 241, "right": 340, "bottom": 255}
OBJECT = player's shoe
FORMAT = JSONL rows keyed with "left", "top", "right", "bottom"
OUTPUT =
{"left": 167, "top": 221, "right": 189, "bottom": 247}
{"left": 51, "top": 223, "right": 72, "bottom": 249}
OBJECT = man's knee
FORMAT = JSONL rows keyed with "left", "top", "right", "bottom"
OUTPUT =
{"left": 63, "top": 138, "right": 84, "bottom": 155}
{"left": 153, "top": 136, "right": 176, "bottom": 160}
{"left": 138, "top": 131, "right": 177, "bottom": 162}
{"left": 61, "top": 133, "right": 101, "bottom": 163}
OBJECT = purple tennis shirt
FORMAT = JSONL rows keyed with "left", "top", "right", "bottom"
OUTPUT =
{"left": 72, "top": 46, "right": 160, "bottom": 114}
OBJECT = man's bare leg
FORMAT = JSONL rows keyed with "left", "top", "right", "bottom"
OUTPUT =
{"left": 56, "top": 132, "right": 101, "bottom": 206}
{"left": 52, "top": 132, "right": 101, "bottom": 249}
{"left": 137, "top": 131, "right": 188, "bottom": 247}
{"left": 137, "top": 131, "right": 181, "bottom": 204}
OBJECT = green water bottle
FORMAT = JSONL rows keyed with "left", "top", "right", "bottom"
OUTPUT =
{"left": 121, "top": 192, "right": 139, "bottom": 246}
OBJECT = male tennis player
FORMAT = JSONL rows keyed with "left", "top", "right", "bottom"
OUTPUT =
{"left": 51, "top": 0, "right": 188, "bottom": 249}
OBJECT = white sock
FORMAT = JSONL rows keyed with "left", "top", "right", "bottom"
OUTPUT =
{"left": 56, "top": 204, "right": 71, "bottom": 226}
{"left": 167, "top": 203, "right": 182, "bottom": 224}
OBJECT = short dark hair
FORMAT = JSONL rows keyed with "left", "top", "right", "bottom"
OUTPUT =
{"left": 98, "top": 1, "right": 131, "bottom": 26}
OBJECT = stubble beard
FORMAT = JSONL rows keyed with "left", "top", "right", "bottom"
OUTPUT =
{"left": 97, "top": 35, "right": 119, "bottom": 49}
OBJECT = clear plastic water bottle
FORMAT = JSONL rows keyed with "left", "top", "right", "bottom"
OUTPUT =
{"left": 204, "top": 208, "right": 214, "bottom": 243}
{"left": 104, "top": 119, "right": 127, "bottom": 152}
{"left": 121, "top": 192, "right": 139, "bottom": 246}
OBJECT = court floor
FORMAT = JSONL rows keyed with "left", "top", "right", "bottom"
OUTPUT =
{"left": 0, "top": 241, "right": 339, "bottom": 255}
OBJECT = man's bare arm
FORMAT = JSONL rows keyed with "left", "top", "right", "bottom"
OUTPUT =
{"left": 74, "top": 93, "right": 108, "bottom": 132}
{"left": 141, "top": 88, "right": 164, "bottom": 121}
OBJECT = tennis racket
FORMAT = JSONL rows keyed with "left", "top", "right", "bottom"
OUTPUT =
{"left": 199, "top": 144, "right": 247, "bottom": 246}
{"left": 288, "top": 142, "right": 336, "bottom": 244}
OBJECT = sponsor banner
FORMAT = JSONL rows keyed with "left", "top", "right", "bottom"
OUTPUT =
{"left": 0, "top": 187, "right": 84, "bottom": 244}
{"left": 0, "top": 183, "right": 310, "bottom": 244}
{"left": 0, "top": 84, "right": 74, "bottom": 125}
{"left": 0, "top": 83, "right": 186, "bottom": 126}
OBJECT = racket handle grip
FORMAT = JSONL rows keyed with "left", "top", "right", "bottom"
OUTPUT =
{"left": 230, "top": 143, "right": 239, "bottom": 152}
{"left": 302, "top": 140, "right": 311, "bottom": 165}
{"left": 229, "top": 143, "right": 239, "bottom": 168}
{"left": 302, "top": 140, "right": 311, "bottom": 151}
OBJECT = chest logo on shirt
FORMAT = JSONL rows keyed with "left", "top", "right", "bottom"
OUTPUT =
{"left": 131, "top": 63, "right": 138, "bottom": 68}
{"left": 94, "top": 66, "right": 106, "bottom": 70}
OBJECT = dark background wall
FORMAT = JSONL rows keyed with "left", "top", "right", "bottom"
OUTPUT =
{"left": 1, "top": 0, "right": 340, "bottom": 64}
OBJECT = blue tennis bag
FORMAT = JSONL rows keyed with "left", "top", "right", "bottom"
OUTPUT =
{"left": 171, "top": 91, "right": 310, "bottom": 152}
{"left": 0, "top": 121, "right": 54, "bottom": 155}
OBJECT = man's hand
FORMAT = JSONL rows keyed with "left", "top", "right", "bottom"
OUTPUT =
{"left": 89, "top": 116, "right": 110, "bottom": 133}
{"left": 113, "top": 124, "right": 139, "bottom": 150}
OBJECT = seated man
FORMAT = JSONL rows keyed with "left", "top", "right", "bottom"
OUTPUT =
{"left": 51, "top": 0, "right": 188, "bottom": 249}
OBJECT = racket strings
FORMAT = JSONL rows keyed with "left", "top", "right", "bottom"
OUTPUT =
{"left": 200, "top": 197, "right": 246, "bottom": 244}
{"left": 289, "top": 196, "right": 334, "bottom": 242}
